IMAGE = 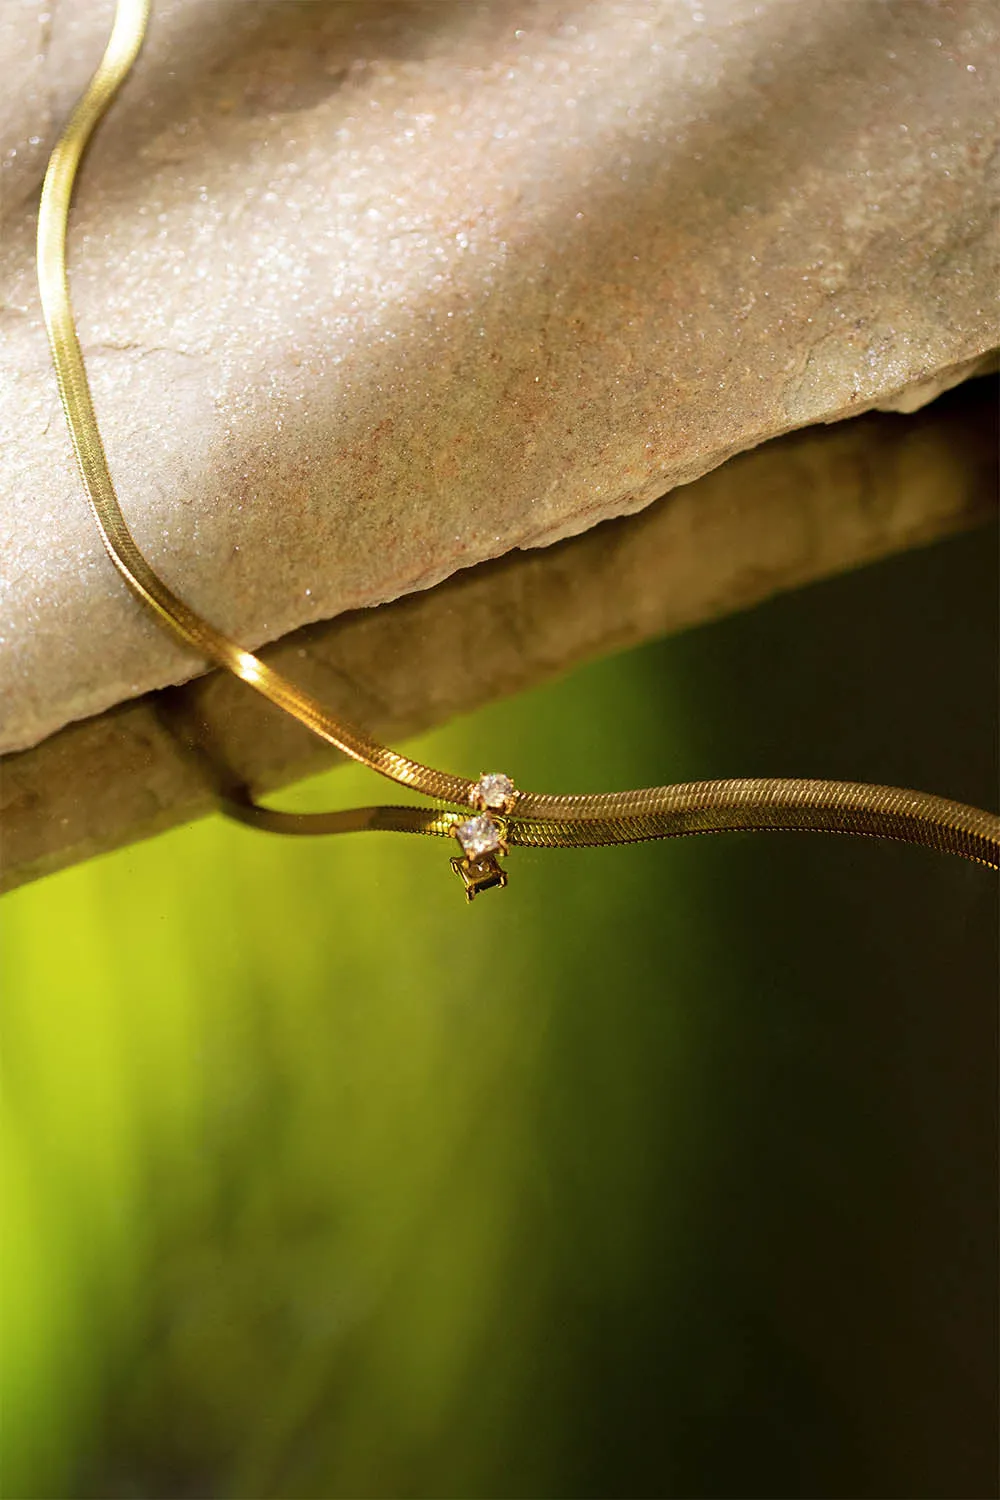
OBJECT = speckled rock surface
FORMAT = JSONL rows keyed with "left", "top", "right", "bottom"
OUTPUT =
{"left": 1, "top": 0, "right": 997, "bottom": 754}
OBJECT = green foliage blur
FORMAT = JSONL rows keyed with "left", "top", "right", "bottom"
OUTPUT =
{"left": 2, "top": 527, "right": 997, "bottom": 1499}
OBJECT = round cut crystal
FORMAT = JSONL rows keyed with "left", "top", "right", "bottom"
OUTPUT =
{"left": 476, "top": 772, "right": 516, "bottom": 811}
{"left": 455, "top": 814, "right": 502, "bottom": 859}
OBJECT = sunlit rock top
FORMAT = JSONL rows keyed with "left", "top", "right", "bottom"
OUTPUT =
{"left": 1, "top": 0, "right": 996, "bottom": 752}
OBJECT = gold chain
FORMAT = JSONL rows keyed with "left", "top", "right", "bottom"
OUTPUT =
{"left": 37, "top": 0, "right": 1000, "bottom": 896}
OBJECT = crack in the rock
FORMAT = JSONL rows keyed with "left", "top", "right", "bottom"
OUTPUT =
{"left": 85, "top": 341, "right": 202, "bottom": 361}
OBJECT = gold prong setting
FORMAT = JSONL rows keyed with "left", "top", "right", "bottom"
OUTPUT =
{"left": 454, "top": 813, "right": 507, "bottom": 861}
{"left": 470, "top": 772, "right": 518, "bottom": 815}
{"left": 452, "top": 793, "right": 513, "bottom": 901}
{"left": 450, "top": 852, "right": 509, "bottom": 902}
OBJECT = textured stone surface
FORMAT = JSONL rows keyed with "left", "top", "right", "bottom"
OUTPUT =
{"left": 1, "top": 0, "right": 997, "bottom": 754}
{"left": 2, "top": 380, "right": 995, "bottom": 894}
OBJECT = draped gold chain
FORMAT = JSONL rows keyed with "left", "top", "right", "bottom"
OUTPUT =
{"left": 37, "top": 0, "right": 1000, "bottom": 896}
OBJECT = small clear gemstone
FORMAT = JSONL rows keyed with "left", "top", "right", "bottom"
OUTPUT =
{"left": 477, "top": 772, "right": 515, "bottom": 810}
{"left": 455, "top": 814, "right": 502, "bottom": 859}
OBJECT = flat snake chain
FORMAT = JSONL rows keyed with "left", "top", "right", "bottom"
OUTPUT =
{"left": 36, "top": 0, "right": 1000, "bottom": 878}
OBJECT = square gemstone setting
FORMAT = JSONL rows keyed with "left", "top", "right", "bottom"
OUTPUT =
{"left": 455, "top": 814, "right": 502, "bottom": 859}
{"left": 476, "top": 772, "right": 516, "bottom": 812}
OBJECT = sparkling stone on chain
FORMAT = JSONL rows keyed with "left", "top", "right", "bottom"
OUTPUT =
{"left": 475, "top": 772, "right": 516, "bottom": 811}
{"left": 455, "top": 814, "right": 502, "bottom": 859}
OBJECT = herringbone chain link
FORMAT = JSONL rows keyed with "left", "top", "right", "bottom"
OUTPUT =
{"left": 37, "top": 0, "right": 1000, "bottom": 896}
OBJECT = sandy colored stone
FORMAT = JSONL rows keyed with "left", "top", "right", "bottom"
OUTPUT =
{"left": 2, "top": 379, "right": 995, "bottom": 894}
{"left": 0, "top": 0, "right": 997, "bottom": 755}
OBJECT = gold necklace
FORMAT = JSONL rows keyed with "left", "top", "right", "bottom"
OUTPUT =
{"left": 37, "top": 0, "right": 1000, "bottom": 898}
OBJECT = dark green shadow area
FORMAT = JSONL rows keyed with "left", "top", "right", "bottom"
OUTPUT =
{"left": 2, "top": 522, "right": 996, "bottom": 1500}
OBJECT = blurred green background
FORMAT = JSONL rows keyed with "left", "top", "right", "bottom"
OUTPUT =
{"left": 2, "top": 521, "right": 997, "bottom": 1500}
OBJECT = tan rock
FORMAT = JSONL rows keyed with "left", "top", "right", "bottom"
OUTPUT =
{"left": 1, "top": 0, "right": 997, "bottom": 754}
